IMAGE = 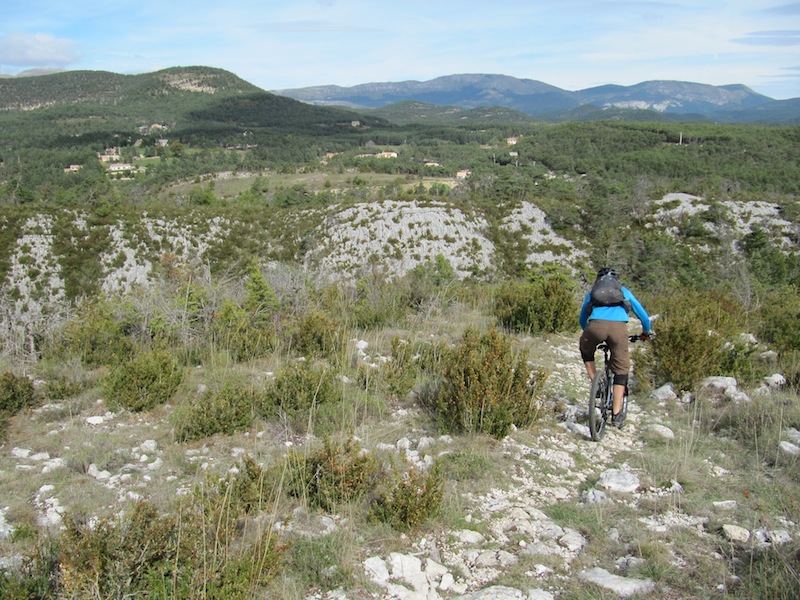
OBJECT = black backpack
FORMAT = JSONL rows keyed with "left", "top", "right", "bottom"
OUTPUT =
{"left": 588, "top": 274, "right": 631, "bottom": 313}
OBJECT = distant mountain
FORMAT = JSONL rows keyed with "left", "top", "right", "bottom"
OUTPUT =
{"left": 274, "top": 74, "right": 796, "bottom": 124}
{"left": 0, "top": 67, "right": 66, "bottom": 79}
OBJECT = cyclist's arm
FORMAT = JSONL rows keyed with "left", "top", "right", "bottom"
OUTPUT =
{"left": 624, "top": 289, "right": 652, "bottom": 333}
{"left": 579, "top": 293, "right": 591, "bottom": 329}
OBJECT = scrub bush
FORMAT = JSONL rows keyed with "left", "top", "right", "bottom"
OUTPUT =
{"left": 0, "top": 371, "right": 35, "bottom": 417}
{"left": 368, "top": 462, "right": 445, "bottom": 531}
{"left": 55, "top": 495, "right": 284, "bottom": 599}
{"left": 104, "top": 348, "right": 184, "bottom": 412}
{"left": 50, "top": 299, "right": 134, "bottom": 367}
{"left": 286, "top": 437, "right": 379, "bottom": 511}
{"left": 287, "top": 309, "right": 343, "bottom": 359}
{"left": 493, "top": 275, "right": 577, "bottom": 334}
{"left": 429, "top": 327, "right": 547, "bottom": 438}
{"left": 638, "top": 288, "right": 754, "bottom": 391}
{"left": 173, "top": 379, "right": 260, "bottom": 442}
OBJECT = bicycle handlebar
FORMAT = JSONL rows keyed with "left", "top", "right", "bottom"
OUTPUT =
{"left": 629, "top": 332, "right": 653, "bottom": 342}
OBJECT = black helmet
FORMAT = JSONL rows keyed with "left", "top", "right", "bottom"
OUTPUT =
{"left": 597, "top": 267, "right": 619, "bottom": 279}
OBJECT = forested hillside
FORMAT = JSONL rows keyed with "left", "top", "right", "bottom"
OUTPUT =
{"left": 0, "top": 67, "right": 798, "bottom": 600}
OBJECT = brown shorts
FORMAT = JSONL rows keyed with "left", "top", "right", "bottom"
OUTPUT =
{"left": 579, "top": 320, "right": 630, "bottom": 375}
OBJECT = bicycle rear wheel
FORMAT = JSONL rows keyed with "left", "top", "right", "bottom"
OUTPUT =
{"left": 588, "top": 370, "right": 608, "bottom": 441}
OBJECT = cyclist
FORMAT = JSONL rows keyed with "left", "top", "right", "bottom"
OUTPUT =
{"left": 579, "top": 268, "right": 653, "bottom": 427}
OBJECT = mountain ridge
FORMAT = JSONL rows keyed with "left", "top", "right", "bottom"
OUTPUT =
{"left": 273, "top": 73, "right": 795, "bottom": 123}
{"left": 2, "top": 67, "right": 796, "bottom": 124}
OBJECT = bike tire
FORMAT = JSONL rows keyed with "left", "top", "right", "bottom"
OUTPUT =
{"left": 588, "top": 370, "right": 608, "bottom": 441}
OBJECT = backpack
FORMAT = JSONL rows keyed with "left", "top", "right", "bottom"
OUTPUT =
{"left": 588, "top": 274, "right": 631, "bottom": 313}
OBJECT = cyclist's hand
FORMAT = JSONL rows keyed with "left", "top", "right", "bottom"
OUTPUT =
{"left": 640, "top": 331, "right": 654, "bottom": 341}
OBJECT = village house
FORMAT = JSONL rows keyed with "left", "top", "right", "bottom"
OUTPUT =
{"left": 97, "top": 148, "right": 121, "bottom": 163}
{"left": 356, "top": 151, "right": 398, "bottom": 159}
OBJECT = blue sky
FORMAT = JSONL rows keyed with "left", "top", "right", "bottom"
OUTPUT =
{"left": 1, "top": 1, "right": 799, "bottom": 99}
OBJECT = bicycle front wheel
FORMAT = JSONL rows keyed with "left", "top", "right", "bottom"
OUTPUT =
{"left": 588, "top": 370, "right": 608, "bottom": 441}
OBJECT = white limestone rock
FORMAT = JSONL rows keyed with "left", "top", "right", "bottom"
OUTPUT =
{"left": 598, "top": 469, "right": 640, "bottom": 494}
{"left": 722, "top": 524, "right": 750, "bottom": 544}
{"left": 642, "top": 424, "right": 675, "bottom": 439}
{"left": 779, "top": 441, "right": 800, "bottom": 457}
{"left": 578, "top": 567, "right": 655, "bottom": 597}
{"left": 650, "top": 383, "right": 677, "bottom": 402}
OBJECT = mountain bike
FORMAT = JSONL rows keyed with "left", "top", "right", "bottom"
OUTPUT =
{"left": 588, "top": 334, "right": 649, "bottom": 441}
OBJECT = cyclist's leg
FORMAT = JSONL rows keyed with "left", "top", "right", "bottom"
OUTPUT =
{"left": 612, "top": 375, "right": 628, "bottom": 421}
{"left": 584, "top": 361, "right": 596, "bottom": 381}
{"left": 606, "top": 322, "right": 631, "bottom": 419}
{"left": 579, "top": 322, "right": 604, "bottom": 382}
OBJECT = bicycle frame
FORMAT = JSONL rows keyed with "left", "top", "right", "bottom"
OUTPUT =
{"left": 587, "top": 334, "right": 643, "bottom": 441}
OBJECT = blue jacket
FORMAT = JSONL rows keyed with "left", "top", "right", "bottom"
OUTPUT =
{"left": 579, "top": 286, "right": 652, "bottom": 332}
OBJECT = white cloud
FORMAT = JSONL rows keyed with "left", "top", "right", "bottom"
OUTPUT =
{"left": 0, "top": 32, "right": 81, "bottom": 66}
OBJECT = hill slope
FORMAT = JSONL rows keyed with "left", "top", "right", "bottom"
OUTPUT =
{"left": 0, "top": 66, "right": 390, "bottom": 151}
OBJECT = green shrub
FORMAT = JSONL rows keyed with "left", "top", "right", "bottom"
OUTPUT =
{"left": 56, "top": 496, "right": 284, "bottom": 599}
{"left": 59, "top": 502, "right": 177, "bottom": 598}
{"left": 368, "top": 462, "right": 445, "bottom": 531}
{"left": 493, "top": 275, "right": 577, "bottom": 334}
{"left": 212, "top": 299, "right": 275, "bottom": 362}
{"left": 104, "top": 348, "right": 184, "bottom": 412}
{"left": 50, "top": 299, "right": 134, "bottom": 367}
{"left": 0, "top": 371, "right": 35, "bottom": 416}
{"left": 428, "top": 327, "right": 547, "bottom": 438}
{"left": 0, "top": 536, "right": 61, "bottom": 598}
{"left": 380, "top": 336, "right": 419, "bottom": 399}
{"left": 287, "top": 309, "right": 343, "bottom": 359}
{"left": 639, "top": 288, "right": 751, "bottom": 392}
{"left": 174, "top": 379, "right": 259, "bottom": 442}
{"left": 328, "top": 276, "right": 409, "bottom": 329}
{"left": 285, "top": 437, "right": 380, "bottom": 511}
{"left": 402, "top": 254, "right": 457, "bottom": 309}
{"left": 758, "top": 286, "right": 800, "bottom": 353}
{"left": 719, "top": 336, "right": 769, "bottom": 387}
{"left": 264, "top": 360, "right": 339, "bottom": 418}
{"left": 227, "top": 456, "right": 281, "bottom": 514}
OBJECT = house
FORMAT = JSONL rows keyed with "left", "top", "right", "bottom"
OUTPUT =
{"left": 107, "top": 163, "right": 133, "bottom": 172}
{"left": 64, "top": 165, "right": 83, "bottom": 173}
{"left": 507, "top": 136, "right": 519, "bottom": 145}
{"left": 456, "top": 169, "right": 471, "bottom": 180}
{"left": 356, "top": 151, "right": 398, "bottom": 159}
{"left": 98, "top": 147, "right": 121, "bottom": 162}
